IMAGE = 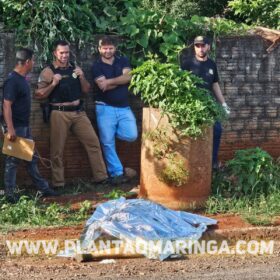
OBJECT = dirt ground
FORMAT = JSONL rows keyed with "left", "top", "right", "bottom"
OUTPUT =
{"left": 0, "top": 245, "right": 279, "bottom": 280}
{"left": 0, "top": 181, "right": 280, "bottom": 279}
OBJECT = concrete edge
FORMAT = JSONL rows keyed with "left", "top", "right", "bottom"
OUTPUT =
{"left": 203, "top": 226, "right": 280, "bottom": 242}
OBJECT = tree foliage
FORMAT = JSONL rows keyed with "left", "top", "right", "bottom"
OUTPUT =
{"left": 228, "top": 0, "right": 280, "bottom": 29}
{"left": 1, "top": 0, "right": 96, "bottom": 63}
{"left": 0, "top": 0, "right": 251, "bottom": 65}
{"left": 140, "top": 0, "right": 230, "bottom": 19}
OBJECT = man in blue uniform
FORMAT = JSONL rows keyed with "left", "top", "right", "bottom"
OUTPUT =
{"left": 92, "top": 36, "right": 138, "bottom": 183}
{"left": 181, "top": 36, "right": 230, "bottom": 170}
{"left": 2, "top": 47, "right": 58, "bottom": 203}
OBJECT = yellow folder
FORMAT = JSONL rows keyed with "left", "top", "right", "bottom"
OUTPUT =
{"left": 2, "top": 134, "right": 35, "bottom": 161}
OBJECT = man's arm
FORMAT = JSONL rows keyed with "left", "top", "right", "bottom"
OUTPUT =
{"left": 212, "top": 82, "right": 225, "bottom": 104}
{"left": 96, "top": 68, "right": 131, "bottom": 92}
{"left": 3, "top": 100, "right": 16, "bottom": 141}
{"left": 212, "top": 82, "right": 230, "bottom": 115}
{"left": 35, "top": 68, "right": 62, "bottom": 100}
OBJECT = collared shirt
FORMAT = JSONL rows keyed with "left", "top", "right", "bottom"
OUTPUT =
{"left": 92, "top": 56, "right": 131, "bottom": 107}
{"left": 181, "top": 56, "right": 219, "bottom": 93}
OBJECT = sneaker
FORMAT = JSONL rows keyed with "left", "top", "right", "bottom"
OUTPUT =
{"left": 212, "top": 161, "right": 222, "bottom": 172}
{"left": 124, "top": 167, "right": 137, "bottom": 179}
{"left": 95, "top": 177, "right": 112, "bottom": 186}
{"left": 40, "top": 188, "right": 60, "bottom": 197}
{"left": 5, "top": 193, "right": 20, "bottom": 204}
{"left": 110, "top": 174, "right": 130, "bottom": 185}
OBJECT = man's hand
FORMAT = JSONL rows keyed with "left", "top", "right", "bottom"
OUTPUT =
{"left": 7, "top": 127, "right": 16, "bottom": 142}
{"left": 51, "top": 74, "right": 62, "bottom": 86}
{"left": 73, "top": 67, "right": 84, "bottom": 78}
{"left": 98, "top": 79, "right": 111, "bottom": 92}
{"left": 222, "top": 102, "right": 231, "bottom": 116}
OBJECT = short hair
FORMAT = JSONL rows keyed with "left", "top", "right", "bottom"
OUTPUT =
{"left": 53, "top": 39, "right": 69, "bottom": 50}
{"left": 15, "top": 47, "right": 34, "bottom": 64}
{"left": 98, "top": 36, "right": 116, "bottom": 47}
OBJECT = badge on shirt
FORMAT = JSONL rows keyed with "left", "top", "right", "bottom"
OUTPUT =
{"left": 209, "top": 69, "right": 214, "bottom": 75}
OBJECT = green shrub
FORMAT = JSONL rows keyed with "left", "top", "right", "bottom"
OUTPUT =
{"left": 212, "top": 147, "right": 280, "bottom": 198}
{"left": 130, "top": 59, "right": 226, "bottom": 137}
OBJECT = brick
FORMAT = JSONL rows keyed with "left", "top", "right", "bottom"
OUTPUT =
{"left": 224, "top": 84, "right": 239, "bottom": 94}
{"left": 250, "top": 130, "right": 266, "bottom": 140}
{"left": 258, "top": 121, "right": 271, "bottom": 129}
{"left": 244, "top": 119, "right": 258, "bottom": 130}
{"left": 230, "top": 94, "right": 245, "bottom": 104}
{"left": 238, "top": 108, "right": 251, "bottom": 118}
{"left": 1, "top": 33, "right": 280, "bottom": 183}
{"left": 231, "top": 74, "right": 246, "bottom": 83}
{"left": 238, "top": 85, "right": 253, "bottom": 95}
{"left": 266, "top": 130, "right": 280, "bottom": 139}
{"left": 273, "top": 97, "right": 280, "bottom": 104}
{"left": 231, "top": 121, "right": 245, "bottom": 131}
{"left": 265, "top": 107, "right": 278, "bottom": 118}
{"left": 251, "top": 106, "right": 264, "bottom": 113}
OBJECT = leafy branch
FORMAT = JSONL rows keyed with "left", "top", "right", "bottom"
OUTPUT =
{"left": 130, "top": 59, "right": 226, "bottom": 137}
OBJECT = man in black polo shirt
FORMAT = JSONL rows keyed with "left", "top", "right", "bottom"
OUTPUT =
{"left": 92, "top": 36, "right": 138, "bottom": 183}
{"left": 181, "top": 36, "right": 230, "bottom": 170}
{"left": 2, "top": 47, "right": 58, "bottom": 203}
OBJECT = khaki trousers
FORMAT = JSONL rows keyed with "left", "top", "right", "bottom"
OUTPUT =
{"left": 50, "top": 110, "right": 108, "bottom": 186}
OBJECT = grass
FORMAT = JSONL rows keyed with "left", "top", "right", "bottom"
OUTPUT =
{"left": 103, "top": 188, "right": 135, "bottom": 199}
{"left": 0, "top": 196, "right": 92, "bottom": 233}
{"left": 205, "top": 191, "right": 280, "bottom": 226}
{"left": 1, "top": 148, "right": 279, "bottom": 230}
{"left": 0, "top": 178, "right": 138, "bottom": 232}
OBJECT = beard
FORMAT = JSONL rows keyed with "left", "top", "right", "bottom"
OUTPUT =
{"left": 57, "top": 57, "right": 69, "bottom": 65}
{"left": 197, "top": 52, "right": 207, "bottom": 58}
{"left": 101, "top": 53, "right": 115, "bottom": 60}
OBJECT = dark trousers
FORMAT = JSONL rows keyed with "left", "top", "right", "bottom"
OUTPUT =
{"left": 4, "top": 126, "right": 49, "bottom": 195}
{"left": 213, "top": 121, "right": 222, "bottom": 166}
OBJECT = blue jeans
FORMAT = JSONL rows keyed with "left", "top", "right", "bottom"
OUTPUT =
{"left": 95, "top": 105, "right": 138, "bottom": 177}
{"left": 4, "top": 126, "right": 50, "bottom": 196}
{"left": 213, "top": 121, "right": 222, "bottom": 166}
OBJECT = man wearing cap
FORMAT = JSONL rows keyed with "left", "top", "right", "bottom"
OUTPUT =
{"left": 92, "top": 36, "right": 138, "bottom": 184}
{"left": 181, "top": 36, "right": 230, "bottom": 170}
{"left": 35, "top": 40, "right": 109, "bottom": 188}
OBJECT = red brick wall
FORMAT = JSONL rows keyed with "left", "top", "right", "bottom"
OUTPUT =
{"left": 216, "top": 36, "right": 280, "bottom": 162}
{"left": 1, "top": 34, "right": 279, "bottom": 184}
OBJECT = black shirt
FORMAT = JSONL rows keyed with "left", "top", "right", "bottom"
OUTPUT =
{"left": 3, "top": 71, "right": 31, "bottom": 127}
{"left": 92, "top": 56, "right": 131, "bottom": 107}
{"left": 181, "top": 56, "right": 219, "bottom": 93}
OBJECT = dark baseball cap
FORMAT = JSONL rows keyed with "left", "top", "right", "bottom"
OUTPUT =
{"left": 194, "top": 36, "right": 210, "bottom": 45}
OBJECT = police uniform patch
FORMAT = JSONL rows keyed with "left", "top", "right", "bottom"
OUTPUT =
{"left": 209, "top": 69, "right": 213, "bottom": 75}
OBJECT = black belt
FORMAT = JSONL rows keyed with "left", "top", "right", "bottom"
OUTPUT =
{"left": 51, "top": 104, "right": 84, "bottom": 112}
